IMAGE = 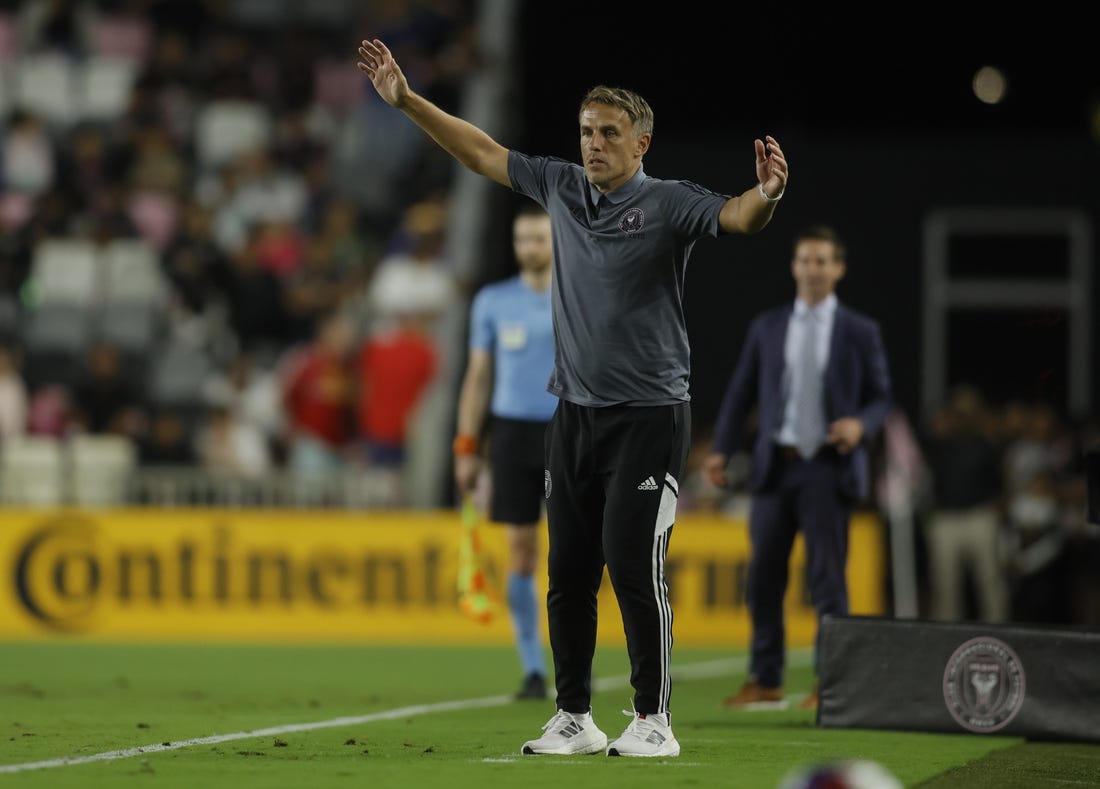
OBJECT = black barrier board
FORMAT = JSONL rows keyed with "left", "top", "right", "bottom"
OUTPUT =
{"left": 818, "top": 615, "right": 1100, "bottom": 742}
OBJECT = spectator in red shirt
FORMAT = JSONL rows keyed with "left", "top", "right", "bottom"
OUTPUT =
{"left": 355, "top": 311, "right": 437, "bottom": 467}
{"left": 281, "top": 311, "right": 356, "bottom": 481}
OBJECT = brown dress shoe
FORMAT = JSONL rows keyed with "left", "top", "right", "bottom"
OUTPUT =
{"left": 721, "top": 677, "right": 785, "bottom": 708}
{"left": 798, "top": 682, "right": 819, "bottom": 710}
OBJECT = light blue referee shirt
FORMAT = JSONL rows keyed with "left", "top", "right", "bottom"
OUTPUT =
{"left": 470, "top": 274, "right": 557, "bottom": 422}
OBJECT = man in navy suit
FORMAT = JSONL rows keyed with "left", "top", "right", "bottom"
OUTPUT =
{"left": 702, "top": 224, "right": 892, "bottom": 710}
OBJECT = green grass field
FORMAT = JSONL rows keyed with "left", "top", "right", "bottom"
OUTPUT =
{"left": 2, "top": 642, "right": 1098, "bottom": 788}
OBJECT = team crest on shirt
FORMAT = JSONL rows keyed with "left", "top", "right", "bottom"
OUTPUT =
{"left": 618, "top": 207, "right": 645, "bottom": 233}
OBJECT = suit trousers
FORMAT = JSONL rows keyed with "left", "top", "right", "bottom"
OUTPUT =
{"left": 748, "top": 447, "right": 852, "bottom": 688}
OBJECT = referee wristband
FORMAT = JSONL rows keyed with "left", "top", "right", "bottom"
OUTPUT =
{"left": 453, "top": 434, "right": 479, "bottom": 456}
{"left": 758, "top": 182, "right": 784, "bottom": 203}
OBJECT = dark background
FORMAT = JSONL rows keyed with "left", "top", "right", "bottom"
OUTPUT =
{"left": 500, "top": 4, "right": 1100, "bottom": 435}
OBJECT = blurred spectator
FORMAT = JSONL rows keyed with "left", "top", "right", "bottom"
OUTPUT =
{"left": 195, "top": 25, "right": 256, "bottom": 101}
{"left": 0, "top": 223, "right": 31, "bottom": 300}
{"left": 1002, "top": 401, "right": 1073, "bottom": 500}
{"left": 138, "top": 28, "right": 201, "bottom": 140}
{"left": 210, "top": 149, "right": 306, "bottom": 254}
{"left": 16, "top": 0, "right": 94, "bottom": 55}
{"left": 1005, "top": 469, "right": 1070, "bottom": 623}
{"left": 55, "top": 122, "right": 123, "bottom": 214}
{"left": 252, "top": 217, "right": 306, "bottom": 279}
{"left": 337, "top": 1, "right": 480, "bottom": 212}
{"left": 280, "top": 310, "right": 355, "bottom": 481}
{"left": 330, "top": 92, "right": 427, "bottom": 227}
{"left": 26, "top": 384, "right": 72, "bottom": 437}
{"left": 1070, "top": 426, "right": 1100, "bottom": 626}
{"left": 1000, "top": 401, "right": 1077, "bottom": 624}
{"left": 0, "top": 343, "right": 28, "bottom": 439}
{"left": 195, "top": 403, "right": 271, "bottom": 478}
{"left": 145, "top": 0, "right": 220, "bottom": 48}
{"left": 282, "top": 234, "right": 349, "bottom": 344}
{"left": 2, "top": 111, "right": 55, "bottom": 196}
{"left": 317, "top": 196, "right": 380, "bottom": 283}
{"left": 80, "top": 181, "right": 139, "bottom": 244}
{"left": 201, "top": 349, "right": 283, "bottom": 461}
{"left": 221, "top": 224, "right": 290, "bottom": 355}
{"left": 365, "top": 196, "right": 457, "bottom": 332}
{"left": 354, "top": 311, "right": 437, "bottom": 467}
{"left": 296, "top": 149, "right": 338, "bottom": 234}
{"left": 137, "top": 407, "right": 197, "bottom": 466}
{"left": 161, "top": 199, "right": 229, "bottom": 320}
{"left": 126, "top": 121, "right": 189, "bottom": 195}
{"left": 921, "top": 384, "right": 1008, "bottom": 622}
{"left": 70, "top": 340, "right": 146, "bottom": 438}
{"left": 23, "top": 187, "right": 74, "bottom": 245}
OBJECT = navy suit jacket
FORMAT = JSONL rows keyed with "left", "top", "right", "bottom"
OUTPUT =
{"left": 711, "top": 301, "right": 892, "bottom": 501}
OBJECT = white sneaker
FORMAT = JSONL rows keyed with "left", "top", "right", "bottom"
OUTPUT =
{"left": 606, "top": 707, "right": 680, "bottom": 757}
{"left": 521, "top": 709, "right": 608, "bottom": 755}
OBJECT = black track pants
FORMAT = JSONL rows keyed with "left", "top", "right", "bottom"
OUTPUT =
{"left": 543, "top": 400, "right": 690, "bottom": 716}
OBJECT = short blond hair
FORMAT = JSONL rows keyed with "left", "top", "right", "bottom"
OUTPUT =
{"left": 579, "top": 86, "right": 654, "bottom": 136}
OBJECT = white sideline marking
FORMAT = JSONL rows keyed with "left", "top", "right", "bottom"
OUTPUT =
{"left": 1, "top": 652, "right": 810, "bottom": 774}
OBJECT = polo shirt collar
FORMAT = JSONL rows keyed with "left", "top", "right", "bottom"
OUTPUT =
{"left": 588, "top": 163, "right": 646, "bottom": 206}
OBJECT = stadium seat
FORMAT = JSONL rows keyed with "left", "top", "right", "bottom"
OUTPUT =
{"left": 0, "top": 435, "right": 65, "bottom": 506}
{"left": 78, "top": 56, "right": 140, "bottom": 121}
{"left": 15, "top": 53, "right": 75, "bottom": 126}
{"left": 193, "top": 100, "right": 273, "bottom": 171}
{"left": 29, "top": 238, "right": 102, "bottom": 305}
{"left": 0, "top": 191, "right": 33, "bottom": 232}
{"left": 0, "top": 292, "right": 21, "bottom": 343}
{"left": 89, "top": 14, "right": 153, "bottom": 62}
{"left": 22, "top": 301, "right": 96, "bottom": 390}
{"left": 0, "top": 62, "right": 12, "bottom": 117}
{"left": 97, "top": 300, "right": 165, "bottom": 360}
{"left": 101, "top": 238, "right": 167, "bottom": 306}
{"left": 0, "top": 13, "right": 16, "bottom": 62}
{"left": 298, "top": 0, "right": 360, "bottom": 29}
{"left": 147, "top": 343, "right": 214, "bottom": 414}
{"left": 227, "top": 0, "right": 293, "bottom": 28}
{"left": 67, "top": 433, "right": 137, "bottom": 507}
{"left": 313, "top": 58, "right": 365, "bottom": 115}
{"left": 23, "top": 300, "right": 95, "bottom": 352}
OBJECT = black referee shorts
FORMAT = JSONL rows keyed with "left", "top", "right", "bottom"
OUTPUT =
{"left": 489, "top": 415, "right": 550, "bottom": 526}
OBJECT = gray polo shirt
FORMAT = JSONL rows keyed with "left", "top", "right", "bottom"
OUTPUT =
{"left": 508, "top": 150, "right": 729, "bottom": 406}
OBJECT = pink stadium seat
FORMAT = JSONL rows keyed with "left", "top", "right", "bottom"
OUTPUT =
{"left": 0, "top": 192, "right": 33, "bottom": 232}
{"left": 313, "top": 59, "right": 365, "bottom": 115}
{"left": 0, "top": 13, "right": 17, "bottom": 61}
{"left": 90, "top": 15, "right": 153, "bottom": 62}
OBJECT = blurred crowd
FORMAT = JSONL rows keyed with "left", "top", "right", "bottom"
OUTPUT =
{"left": 682, "top": 389, "right": 1100, "bottom": 629}
{"left": 913, "top": 388, "right": 1099, "bottom": 628}
{"left": 0, "top": 1, "right": 1095, "bottom": 630}
{"left": 0, "top": 0, "right": 480, "bottom": 498}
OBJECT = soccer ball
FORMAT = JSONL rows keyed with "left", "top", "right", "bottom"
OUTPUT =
{"left": 776, "top": 759, "right": 903, "bottom": 789}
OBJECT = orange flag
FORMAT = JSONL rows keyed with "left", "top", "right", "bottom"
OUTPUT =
{"left": 457, "top": 495, "right": 500, "bottom": 623}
